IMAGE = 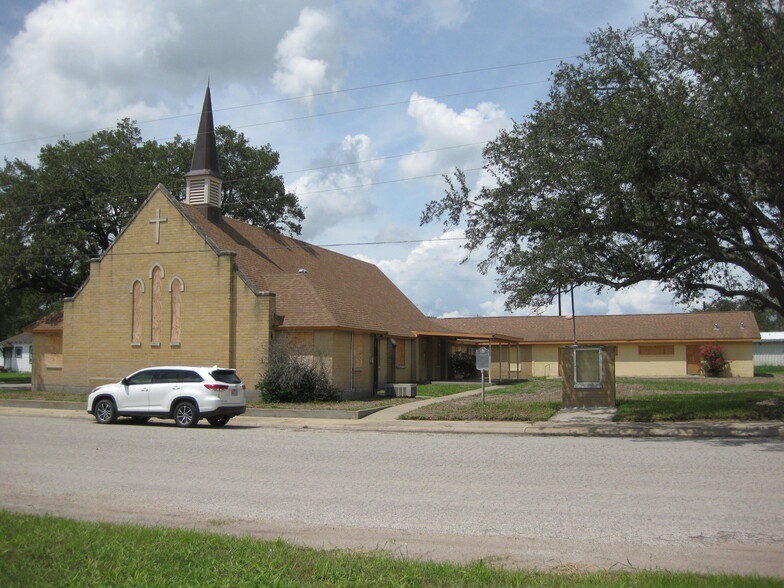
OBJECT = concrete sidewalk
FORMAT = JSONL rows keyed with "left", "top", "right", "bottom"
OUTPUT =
{"left": 1, "top": 386, "right": 783, "bottom": 438}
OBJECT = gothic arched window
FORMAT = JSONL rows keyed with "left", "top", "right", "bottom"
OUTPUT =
{"left": 150, "top": 265, "right": 164, "bottom": 345}
{"left": 131, "top": 279, "right": 144, "bottom": 346}
{"left": 169, "top": 276, "right": 184, "bottom": 345}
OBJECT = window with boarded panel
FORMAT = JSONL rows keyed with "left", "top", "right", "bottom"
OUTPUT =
{"left": 395, "top": 339, "right": 406, "bottom": 368}
{"left": 353, "top": 334, "right": 364, "bottom": 370}
{"left": 288, "top": 332, "right": 314, "bottom": 355}
{"left": 639, "top": 344, "right": 675, "bottom": 356}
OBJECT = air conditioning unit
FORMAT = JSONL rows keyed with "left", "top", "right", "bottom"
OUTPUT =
{"left": 385, "top": 383, "right": 417, "bottom": 398}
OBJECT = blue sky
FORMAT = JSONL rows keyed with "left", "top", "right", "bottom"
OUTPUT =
{"left": 0, "top": 0, "right": 690, "bottom": 318}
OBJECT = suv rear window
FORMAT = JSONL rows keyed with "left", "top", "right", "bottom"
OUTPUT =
{"left": 211, "top": 369, "right": 241, "bottom": 384}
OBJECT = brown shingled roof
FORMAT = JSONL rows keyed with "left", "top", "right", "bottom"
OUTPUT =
{"left": 430, "top": 311, "right": 760, "bottom": 343}
{"left": 181, "top": 204, "right": 433, "bottom": 338}
{"left": 23, "top": 308, "right": 64, "bottom": 333}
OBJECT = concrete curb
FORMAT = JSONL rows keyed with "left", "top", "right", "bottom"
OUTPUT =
{"left": 0, "top": 400, "right": 390, "bottom": 420}
{"left": 0, "top": 399, "right": 84, "bottom": 411}
{"left": 1, "top": 398, "right": 782, "bottom": 438}
{"left": 245, "top": 405, "right": 390, "bottom": 420}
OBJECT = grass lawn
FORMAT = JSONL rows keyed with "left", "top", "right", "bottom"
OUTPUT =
{"left": 0, "top": 389, "right": 87, "bottom": 402}
{"left": 756, "top": 365, "right": 784, "bottom": 376}
{"left": 0, "top": 511, "right": 777, "bottom": 587}
{"left": 615, "top": 392, "right": 784, "bottom": 422}
{"left": 402, "top": 377, "right": 784, "bottom": 423}
{"left": 0, "top": 372, "right": 31, "bottom": 384}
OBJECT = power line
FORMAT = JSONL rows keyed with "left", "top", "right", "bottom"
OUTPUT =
{"left": 0, "top": 235, "right": 470, "bottom": 262}
{"left": 0, "top": 166, "right": 484, "bottom": 232}
{"left": 0, "top": 138, "right": 489, "bottom": 214}
{"left": 231, "top": 80, "right": 546, "bottom": 134}
{"left": 0, "top": 56, "right": 574, "bottom": 148}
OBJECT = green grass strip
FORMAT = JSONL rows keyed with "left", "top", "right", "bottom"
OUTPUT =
{"left": 616, "top": 378, "right": 784, "bottom": 393}
{"left": 615, "top": 392, "right": 784, "bottom": 422}
{"left": 0, "top": 372, "right": 31, "bottom": 384}
{"left": 0, "top": 511, "right": 778, "bottom": 587}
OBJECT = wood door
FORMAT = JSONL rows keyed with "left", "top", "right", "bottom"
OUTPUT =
{"left": 686, "top": 345, "right": 702, "bottom": 375}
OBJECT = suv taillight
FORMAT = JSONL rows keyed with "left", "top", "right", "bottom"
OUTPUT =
{"left": 204, "top": 384, "right": 229, "bottom": 390}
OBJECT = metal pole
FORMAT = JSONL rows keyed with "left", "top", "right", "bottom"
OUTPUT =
{"left": 481, "top": 369, "right": 486, "bottom": 405}
{"left": 570, "top": 286, "right": 577, "bottom": 345}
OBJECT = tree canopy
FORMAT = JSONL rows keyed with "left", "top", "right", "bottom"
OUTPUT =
{"left": 423, "top": 0, "right": 784, "bottom": 319}
{"left": 0, "top": 120, "right": 304, "bottom": 338}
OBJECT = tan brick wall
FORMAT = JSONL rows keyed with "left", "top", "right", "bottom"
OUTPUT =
{"left": 48, "top": 189, "right": 274, "bottom": 392}
{"left": 614, "top": 341, "right": 754, "bottom": 377}
{"left": 532, "top": 345, "right": 560, "bottom": 378}
{"left": 30, "top": 332, "right": 63, "bottom": 391}
{"left": 527, "top": 340, "right": 755, "bottom": 380}
{"left": 232, "top": 275, "right": 275, "bottom": 400}
{"left": 722, "top": 342, "right": 754, "bottom": 377}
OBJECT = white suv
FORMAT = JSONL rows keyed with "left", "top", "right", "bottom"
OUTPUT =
{"left": 87, "top": 366, "right": 246, "bottom": 428}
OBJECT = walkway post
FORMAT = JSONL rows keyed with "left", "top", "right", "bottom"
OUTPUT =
{"left": 475, "top": 347, "right": 491, "bottom": 406}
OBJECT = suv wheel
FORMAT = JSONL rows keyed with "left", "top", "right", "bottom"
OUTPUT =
{"left": 174, "top": 401, "right": 199, "bottom": 428}
{"left": 94, "top": 398, "right": 117, "bottom": 424}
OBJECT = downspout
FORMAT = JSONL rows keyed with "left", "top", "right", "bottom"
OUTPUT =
{"left": 372, "top": 334, "right": 379, "bottom": 393}
{"left": 389, "top": 338, "right": 397, "bottom": 385}
{"left": 350, "top": 332, "right": 354, "bottom": 393}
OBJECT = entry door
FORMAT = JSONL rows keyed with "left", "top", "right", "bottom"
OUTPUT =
{"left": 686, "top": 345, "right": 702, "bottom": 375}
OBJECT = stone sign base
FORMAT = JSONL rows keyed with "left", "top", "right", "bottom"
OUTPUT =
{"left": 561, "top": 345, "right": 616, "bottom": 408}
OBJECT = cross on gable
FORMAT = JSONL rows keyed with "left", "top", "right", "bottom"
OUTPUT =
{"left": 149, "top": 208, "right": 168, "bottom": 244}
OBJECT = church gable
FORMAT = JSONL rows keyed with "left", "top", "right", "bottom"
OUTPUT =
{"left": 59, "top": 183, "right": 259, "bottom": 389}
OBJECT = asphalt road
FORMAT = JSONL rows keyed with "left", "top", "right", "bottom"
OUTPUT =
{"left": 1, "top": 411, "right": 783, "bottom": 577}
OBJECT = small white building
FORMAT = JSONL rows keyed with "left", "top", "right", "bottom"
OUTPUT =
{"left": 753, "top": 332, "right": 784, "bottom": 366}
{"left": 1, "top": 332, "right": 33, "bottom": 373}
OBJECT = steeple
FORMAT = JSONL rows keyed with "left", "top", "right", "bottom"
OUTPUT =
{"left": 185, "top": 84, "right": 223, "bottom": 213}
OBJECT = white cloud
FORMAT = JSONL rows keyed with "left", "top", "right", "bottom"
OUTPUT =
{"left": 605, "top": 282, "right": 682, "bottom": 315}
{"left": 0, "top": 0, "right": 307, "bottom": 152}
{"left": 399, "top": 93, "right": 508, "bottom": 190}
{"left": 356, "top": 229, "right": 503, "bottom": 318}
{"left": 414, "top": 0, "right": 475, "bottom": 30}
{"left": 358, "top": 0, "right": 475, "bottom": 31}
{"left": 292, "top": 134, "right": 382, "bottom": 239}
{"left": 272, "top": 7, "right": 341, "bottom": 102}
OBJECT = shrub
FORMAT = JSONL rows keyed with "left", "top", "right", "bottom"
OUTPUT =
{"left": 256, "top": 340, "right": 341, "bottom": 403}
{"left": 449, "top": 351, "right": 479, "bottom": 379}
{"left": 700, "top": 344, "right": 732, "bottom": 377}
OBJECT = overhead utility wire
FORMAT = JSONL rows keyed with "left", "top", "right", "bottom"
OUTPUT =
{"left": 232, "top": 80, "right": 544, "bottom": 133}
{"left": 0, "top": 141, "right": 489, "bottom": 214}
{"left": 0, "top": 55, "right": 576, "bottom": 147}
{"left": 0, "top": 166, "right": 484, "bottom": 232}
{"left": 0, "top": 76, "right": 532, "bottom": 215}
{"left": 0, "top": 235, "right": 471, "bottom": 261}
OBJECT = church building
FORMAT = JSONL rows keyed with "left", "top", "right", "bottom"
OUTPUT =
{"left": 24, "top": 88, "right": 760, "bottom": 396}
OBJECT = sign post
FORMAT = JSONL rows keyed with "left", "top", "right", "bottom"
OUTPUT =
{"left": 475, "top": 347, "right": 491, "bottom": 405}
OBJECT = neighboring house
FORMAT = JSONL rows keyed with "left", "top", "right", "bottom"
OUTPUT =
{"left": 1, "top": 332, "right": 32, "bottom": 372}
{"left": 754, "top": 332, "right": 784, "bottom": 366}
{"left": 23, "top": 87, "right": 761, "bottom": 396}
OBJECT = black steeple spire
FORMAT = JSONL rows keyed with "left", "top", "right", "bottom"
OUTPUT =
{"left": 185, "top": 84, "right": 223, "bottom": 213}
{"left": 188, "top": 84, "right": 221, "bottom": 177}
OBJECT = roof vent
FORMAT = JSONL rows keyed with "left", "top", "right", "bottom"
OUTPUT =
{"left": 713, "top": 323, "right": 720, "bottom": 330}
{"left": 298, "top": 268, "right": 308, "bottom": 274}
{"left": 740, "top": 322, "right": 745, "bottom": 329}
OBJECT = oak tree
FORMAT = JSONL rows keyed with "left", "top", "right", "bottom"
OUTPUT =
{"left": 423, "top": 0, "right": 784, "bottom": 318}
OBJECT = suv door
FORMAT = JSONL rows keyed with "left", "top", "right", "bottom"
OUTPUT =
{"left": 148, "top": 369, "right": 203, "bottom": 412}
{"left": 119, "top": 369, "right": 157, "bottom": 412}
